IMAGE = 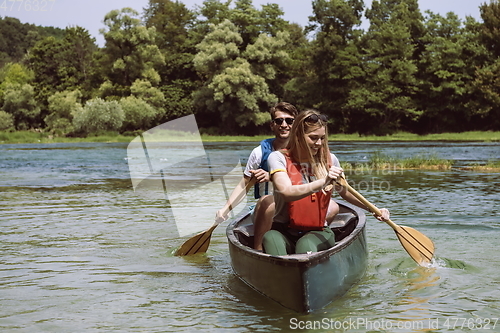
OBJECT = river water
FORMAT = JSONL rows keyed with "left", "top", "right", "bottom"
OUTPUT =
{"left": 1, "top": 141, "right": 499, "bottom": 332}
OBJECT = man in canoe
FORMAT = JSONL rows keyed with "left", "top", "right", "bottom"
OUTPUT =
{"left": 263, "top": 109, "right": 390, "bottom": 255}
{"left": 215, "top": 102, "right": 298, "bottom": 250}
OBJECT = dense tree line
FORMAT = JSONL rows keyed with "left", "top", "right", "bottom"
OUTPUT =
{"left": 0, "top": 0, "right": 499, "bottom": 136}
{"left": 0, "top": 16, "right": 64, "bottom": 67}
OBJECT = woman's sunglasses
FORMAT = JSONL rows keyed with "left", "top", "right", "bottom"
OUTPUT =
{"left": 272, "top": 117, "right": 294, "bottom": 126}
{"left": 305, "top": 114, "right": 328, "bottom": 123}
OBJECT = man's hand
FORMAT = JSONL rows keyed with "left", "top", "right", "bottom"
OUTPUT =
{"left": 215, "top": 208, "right": 228, "bottom": 223}
{"left": 250, "top": 169, "right": 269, "bottom": 183}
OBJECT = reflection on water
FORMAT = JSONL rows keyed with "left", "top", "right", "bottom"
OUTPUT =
{"left": 0, "top": 141, "right": 499, "bottom": 332}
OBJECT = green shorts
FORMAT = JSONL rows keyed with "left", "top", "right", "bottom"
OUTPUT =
{"left": 262, "top": 223, "right": 336, "bottom": 255}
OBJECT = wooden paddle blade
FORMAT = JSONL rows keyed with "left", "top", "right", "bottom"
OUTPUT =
{"left": 394, "top": 225, "right": 435, "bottom": 266}
{"left": 175, "top": 226, "right": 215, "bottom": 256}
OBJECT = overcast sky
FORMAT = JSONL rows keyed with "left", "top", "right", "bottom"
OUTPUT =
{"left": 1, "top": 0, "right": 487, "bottom": 46}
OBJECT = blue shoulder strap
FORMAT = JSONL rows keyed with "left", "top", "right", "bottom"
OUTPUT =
{"left": 258, "top": 138, "right": 275, "bottom": 171}
{"left": 254, "top": 138, "right": 275, "bottom": 199}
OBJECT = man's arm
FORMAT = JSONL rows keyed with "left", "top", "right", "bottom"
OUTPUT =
{"left": 215, "top": 175, "right": 253, "bottom": 222}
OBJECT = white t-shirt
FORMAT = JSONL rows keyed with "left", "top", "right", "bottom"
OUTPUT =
{"left": 267, "top": 151, "right": 341, "bottom": 224}
{"left": 244, "top": 144, "right": 275, "bottom": 198}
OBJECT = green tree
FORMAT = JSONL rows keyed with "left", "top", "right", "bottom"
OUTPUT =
{"left": 193, "top": 0, "right": 293, "bottom": 101}
{"left": 0, "top": 110, "right": 14, "bottom": 131}
{"left": 143, "top": 0, "right": 198, "bottom": 120}
{"left": 28, "top": 26, "right": 97, "bottom": 118}
{"left": 1, "top": 83, "right": 40, "bottom": 130}
{"left": 98, "top": 8, "right": 165, "bottom": 99}
{"left": 365, "top": 0, "right": 425, "bottom": 47}
{"left": 296, "top": 0, "right": 364, "bottom": 132}
{"left": 29, "top": 36, "right": 66, "bottom": 104}
{"left": 0, "top": 17, "right": 31, "bottom": 66}
{"left": 479, "top": 0, "right": 500, "bottom": 58}
{"left": 144, "top": 0, "right": 196, "bottom": 51}
{"left": 72, "top": 98, "right": 124, "bottom": 135}
{"left": 0, "top": 62, "right": 33, "bottom": 85}
{"left": 472, "top": 0, "right": 500, "bottom": 130}
{"left": 0, "top": 16, "right": 64, "bottom": 66}
{"left": 0, "top": 62, "right": 34, "bottom": 105}
{"left": 243, "top": 31, "right": 289, "bottom": 81}
{"left": 417, "top": 14, "right": 489, "bottom": 132}
{"left": 129, "top": 79, "right": 166, "bottom": 127}
{"left": 45, "top": 89, "right": 82, "bottom": 135}
{"left": 278, "top": 22, "right": 311, "bottom": 104}
{"left": 347, "top": 0, "right": 420, "bottom": 134}
{"left": 59, "top": 27, "right": 98, "bottom": 98}
{"left": 130, "top": 79, "right": 166, "bottom": 111}
{"left": 469, "top": 58, "right": 500, "bottom": 130}
{"left": 119, "top": 96, "right": 157, "bottom": 131}
{"left": 160, "top": 81, "right": 197, "bottom": 120}
{"left": 194, "top": 0, "right": 288, "bottom": 47}
{"left": 193, "top": 19, "right": 289, "bottom": 133}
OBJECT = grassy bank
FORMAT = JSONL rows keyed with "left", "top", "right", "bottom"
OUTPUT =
{"left": 465, "top": 159, "right": 500, "bottom": 171}
{"left": 340, "top": 152, "right": 500, "bottom": 171}
{"left": 1, "top": 130, "right": 500, "bottom": 144}
{"left": 202, "top": 131, "right": 500, "bottom": 142}
{"left": 0, "top": 131, "right": 134, "bottom": 144}
{"left": 341, "top": 152, "right": 454, "bottom": 171}
{"left": 327, "top": 131, "right": 500, "bottom": 142}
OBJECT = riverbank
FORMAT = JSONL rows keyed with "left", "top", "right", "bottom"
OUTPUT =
{"left": 328, "top": 131, "right": 500, "bottom": 142}
{"left": 2, "top": 130, "right": 498, "bottom": 171}
{"left": 206, "top": 131, "right": 500, "bottom": 142}
{"left": 1, "top": 130, "right": 500, "bottom": 144}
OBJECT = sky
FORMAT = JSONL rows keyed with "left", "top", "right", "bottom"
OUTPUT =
{"left": 1, "top": 0, "right": 487, "bottom": 46}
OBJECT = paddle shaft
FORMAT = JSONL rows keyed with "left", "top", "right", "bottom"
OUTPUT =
{"left": 219, "top": 176, "right": 258, "bottom": 222}
{"left": 337, "top": 177, "right": 398, "bottom": 230}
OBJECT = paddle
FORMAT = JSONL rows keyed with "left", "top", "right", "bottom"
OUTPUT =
{"left": 175, "top": 177, "right": 257, "bottom": 256}
{"left": 335, "top": 175, "right": 435, "bottom": 266}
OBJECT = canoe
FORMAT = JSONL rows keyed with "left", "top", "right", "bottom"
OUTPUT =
{"left": 226, "top": 201, "right": 368, "bottom": 313}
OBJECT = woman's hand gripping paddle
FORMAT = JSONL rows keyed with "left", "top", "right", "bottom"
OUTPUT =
{"left": 175, "top": 177, "right": 257, "bottom": 256}
{"left": 336, "top": 175, "right": 435, "bottom": 266}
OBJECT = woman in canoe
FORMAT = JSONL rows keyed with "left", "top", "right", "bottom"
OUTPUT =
{"left": 263, "top": 109, "right": 390, "bottom": 255}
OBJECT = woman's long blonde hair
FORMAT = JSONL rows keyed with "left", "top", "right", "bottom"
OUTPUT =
{"left": 285, "top": 109, "right": 329, "bottom": 179}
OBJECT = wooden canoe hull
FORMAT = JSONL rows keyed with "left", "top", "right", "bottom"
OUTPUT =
{"left": 226, "top": 201, "right": 368, "bottom": 313}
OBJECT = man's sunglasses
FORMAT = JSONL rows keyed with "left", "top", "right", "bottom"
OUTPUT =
{"left": 272, "top": 117, "right": 294, "bottom": 125}
{"left": 305, "top": 114, "right": 328, "bottom": 123}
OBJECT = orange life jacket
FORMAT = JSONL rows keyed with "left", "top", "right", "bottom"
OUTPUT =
{"left": 285, "top": 153, "right": 332, "bottom": 231}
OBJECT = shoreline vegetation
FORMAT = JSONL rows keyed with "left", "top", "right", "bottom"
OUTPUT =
{"left": 463, "top": 160, "right": 500, "bottom": 171}
{"left": 340, "top": 152, "right": 454, "bottom": 171}
{"left": 1, "top": 130, "right": 500, "bottom": 144}
{"left": 1, "top": 130, "right": 499, "bottom": 171}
